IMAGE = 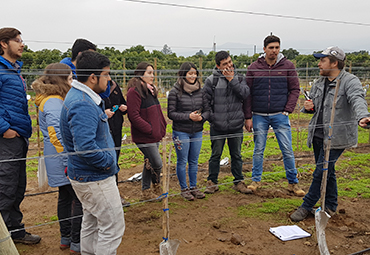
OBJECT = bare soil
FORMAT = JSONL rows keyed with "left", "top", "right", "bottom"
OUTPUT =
{"left": 16, "top": 98, "right": 370, "bottom": 255}
{"left": 17, "top": 147, "right": 370, "bottom": 255}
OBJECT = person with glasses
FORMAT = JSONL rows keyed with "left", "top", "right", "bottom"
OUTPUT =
{"left": 0, "top": 27, "right": 41, "bottom": 244}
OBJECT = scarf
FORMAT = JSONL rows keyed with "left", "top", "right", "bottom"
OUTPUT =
{"left": 182, "top": 80, "right": 200, "bottom": 94}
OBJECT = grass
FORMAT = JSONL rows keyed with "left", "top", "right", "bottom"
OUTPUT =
{"left": 26, "top": 95, "right": 370, "bottom": 221}
{"left": 236, "top": 198, "right": 302, "bottom": 222}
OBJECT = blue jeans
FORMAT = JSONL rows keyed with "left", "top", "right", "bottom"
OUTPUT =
{"left": 252, "top": 114, "right": 298, "bottom": 183}
{"left": 302, "top": 137, "right": 344, "bottom": 212}
{"left": 173, "top": 131, "right": 203, "bottom": 190}
{"left": 208, "top": 127, "right": 244, "bottom": 184}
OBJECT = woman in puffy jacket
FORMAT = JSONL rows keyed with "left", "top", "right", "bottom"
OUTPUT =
{"left": 126, "top": 62, "right": 167, "bottom": 201}
{"left": 168, "top": 62, "right": 210, "bottom": 201}
{"left": 32, "top": 63, "right": 81, "bottom": 253}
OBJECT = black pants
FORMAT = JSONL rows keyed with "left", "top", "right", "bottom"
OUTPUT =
{"left": 58, "top": 184, "right": 82, "bottom": 243}
{"left": 0, "top": 136, "right": 28, "bottom": 238}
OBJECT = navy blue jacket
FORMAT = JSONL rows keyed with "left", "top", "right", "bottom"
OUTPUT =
{"left": 0, "top": 56, "right": 32, "bottom": 138}
{"left": 245, "top": 54, "right": 300, "bottom": 118}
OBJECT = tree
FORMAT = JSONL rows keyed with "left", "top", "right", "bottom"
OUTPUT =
{"left": 161, "top": 44, "right": 172, "bottom": 55}
{"left": 195, "top": 50, "right": 205, "bottom": 56}
{"left": 281, "top": 48, "right": 299, "bottom": 60}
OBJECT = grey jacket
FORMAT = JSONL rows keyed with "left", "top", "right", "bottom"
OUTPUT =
{"left": 305, "top": 70, "right": 370, "bottom": 149}
{"left": 204, "top": 67, "right": 250, "bottom": 132}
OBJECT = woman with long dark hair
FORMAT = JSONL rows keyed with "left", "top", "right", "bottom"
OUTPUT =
{"left": 32, "top": 63, "right": 82, "bottom": 254}
{"left": 168, "top": 62, "right": 210, "bottom": 200}
{"left": 127, "top": 62, "right": 167, "bottom": 201}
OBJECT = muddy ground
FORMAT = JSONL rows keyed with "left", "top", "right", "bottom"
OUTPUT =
{"left": 14, "top": 97, "right": 370, "bottom": 255}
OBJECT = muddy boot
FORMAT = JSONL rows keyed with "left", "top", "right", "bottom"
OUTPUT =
{"left": 287, "top": 183, "right": 306, "bottom": 197}
{"left": 247, "top": 181, "right": 260, "bottom": 192}
{"left": 232, "top": 181, "right": 252, "bottom": 194}
{"left": 190, "top": 187, "right": 206, "bottom": 199}
{"left": 141, "top": 189, "right": 157, "bottom": 202}
{"left": 181, "top": 188, "right": 195, "bottom": 201}
{"left": 204, "top": 180, "right": 219, "bottom": 194}
{"left": 290, "top": 207, "right": 309, "bottom": 222}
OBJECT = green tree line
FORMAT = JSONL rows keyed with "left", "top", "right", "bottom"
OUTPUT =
{"left": 20, "top": 45, "right": 370, "bottom": 89}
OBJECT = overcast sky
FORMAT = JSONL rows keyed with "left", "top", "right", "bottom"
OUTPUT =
{"left": 2, "top": 0, "right": 370, "bottom": 56}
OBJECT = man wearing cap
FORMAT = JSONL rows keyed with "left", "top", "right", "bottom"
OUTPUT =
{"left": 290, "top": 46, "right": 370, "bottom": 222}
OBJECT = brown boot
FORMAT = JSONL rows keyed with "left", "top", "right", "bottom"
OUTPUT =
{"left": 190, "top": 187, "right": 206, "bottom": 199}
{"left": 181, "top": 188, "right": 195, "bottom": 201}
{"left": 141, "top": 189, "right": 157, "bottom": 201}
{"left": 152, "top": 183, "right": 162, "bottom": 196}
{"left": 247, "top": 181, "right": 260, "bottom": 192}
{"left": 233, "top": 181, "right": 252, "bottom": 194}
{"left": 288, "top": 183, "right": 305, "bottom": 197}
{"left": 204, "top": 180, "right": 219, "bottom": 194}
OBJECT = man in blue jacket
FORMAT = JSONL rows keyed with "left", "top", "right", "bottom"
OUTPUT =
{"left": 60, "top": 51, "right": 124, "bottom": 254}
{"left": 245, "top": 35, "right": 305, "bottom": 196}
{"left": 0, "top": 27, "right": 41, "bottom": 244}
{"left": 60, "top": 38, "right": 96, "bottom": 79}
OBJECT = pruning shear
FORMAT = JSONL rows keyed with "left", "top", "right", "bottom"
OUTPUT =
{"left": 300, "top": 88, "right": 314, "bottom": 111}
{"left": 112, "top": 105, "right": 119, "bottom": 112}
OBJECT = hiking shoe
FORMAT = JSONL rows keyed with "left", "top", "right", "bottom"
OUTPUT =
{"left": 247, "top": 181, "right": 260, "bottom": 192}
{"left": 290, "top": 207, "right": 309, "bottom": 222}
{"left": 287, "top": 183, "right": 306, "bottom": 197}
{"left": 70, "top": 242, "right": 81, "bottom": 254}
{"left": 325, "top": 207, "right": 336, "bottom": 217}
{"left": 181, "top": 188, "right": 195, "bottom": 201}
{"left": 204, "top": 180, "right": 219, "bottom": 194}
{"left": 233, "top": 181, "right": 253, "bottom": 194}
{"left": 190, "top": 187, "right": 206, "bottom": 199}
{"left": 121, "top": 197, "right": 131, "bottom": 207}
{"left": 60, "top": 236, "right": 70, "bottom": 250}
{"left": 141, "top": 189, "right": 158, "bottom": 201}
{"left": 13, "top": 232, "right": 41, "bottom": 244}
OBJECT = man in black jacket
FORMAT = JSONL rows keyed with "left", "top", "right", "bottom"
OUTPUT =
{"left": 204, "top": 51, "right": 252, "bottom": 194}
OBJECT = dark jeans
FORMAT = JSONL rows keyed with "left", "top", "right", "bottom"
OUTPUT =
{"left": 0, "top": 136, "right": 27, "bottom": 238}
{"left": 58, "top": 184, "right": 83, "bottom": 244}
{"left": 208, "top": 127, "right": 244, "bottom": 184}
{"left": 137, "top": 142, "right": 162, "bottom": 190}
{"left": 302, "top": 137, "right": 344, "bottom": 212}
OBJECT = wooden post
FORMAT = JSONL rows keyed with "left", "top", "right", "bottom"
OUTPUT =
{"left": 154, "top": 58, "right": 158, "bottom": 87}
{"left": 349, "top": 61, "right": 352, "bottom": 74}
{"left": 0, "top": 213, "right": 19, "bottom": 255}
{"left": 161, "top": 138, "right": 169, "bottom": 241}
{"left": 306, "top": 62, "right": 309, "bottom": 89}
{"left": 199, "top": 57, "right": 203, "bottom": 83}
{"left": 122, "top": 58, "right": 126, "bottom": 88}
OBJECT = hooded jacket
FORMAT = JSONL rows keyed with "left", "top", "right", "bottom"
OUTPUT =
{"left": 168, "top": 80, "right": 210, "bottom": 134}
{"left": 305, "top": 69, "right": 370, "bottom": 149}
{"left": 203, "top": 67, "right": 250, "bottom": 132}
{"left": 33, "top": 79, "right": 69, "bottom": 187}
{"left": 245, "top": 53, "right": 300, "bottom": 118}
{"left": 60, "top": 57, "right": 76, "bottom": 79}
{"left": 0, "top": 56, "right": 32, "bottom": 138}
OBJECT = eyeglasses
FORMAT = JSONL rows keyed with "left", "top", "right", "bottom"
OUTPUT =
{"left": 10, "top": 38, "right": 24, "bottom": 44}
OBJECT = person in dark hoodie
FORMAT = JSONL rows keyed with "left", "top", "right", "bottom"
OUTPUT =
{"left": 244, "top": 35, "right": 305, "bottom": 196}
{"left": 60, "top": 38, "right": 96, "bottom": 79}
{"left": 203, "top": 51, "right": 252, "bottom": 195}
{"left": 168, "top": 62, "right": 210, "bottom": 201}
